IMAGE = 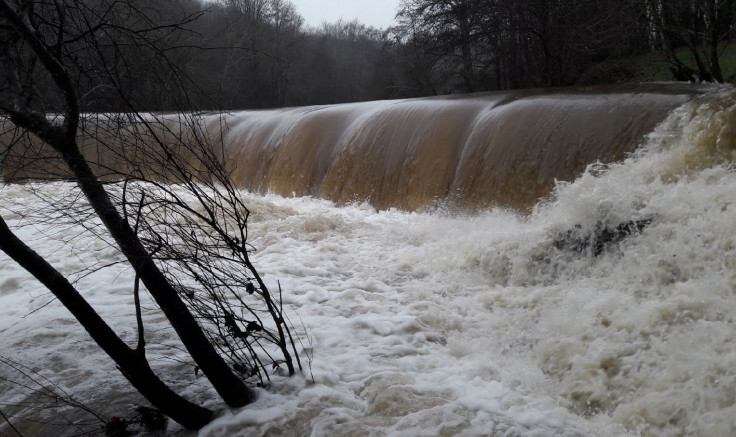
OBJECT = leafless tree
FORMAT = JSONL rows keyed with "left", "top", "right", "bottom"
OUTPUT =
{"left": 646, "top": 0, "right": 736, "bottom": 82}
{"left": 0, "top": 0, "right": 302, "bottom": 431}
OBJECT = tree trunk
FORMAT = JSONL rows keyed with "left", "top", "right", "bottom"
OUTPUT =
{"left": 0, "top": 216, "right": 214, "bottom": 430}
{"left": 54, "top": 137, "right": 257, "bottom": 408}
{"left": 706, "top": 0, "right": 724, "bottom": 82}
{"left": 0, "top": 0, "right": 255, "bottom": 408}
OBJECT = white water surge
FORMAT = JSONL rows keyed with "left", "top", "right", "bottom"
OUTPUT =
{"left": 1, "top": 90, "right": 736, "bottom": 436}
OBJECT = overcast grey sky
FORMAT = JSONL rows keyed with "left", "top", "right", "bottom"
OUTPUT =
{"left": 291, "top": 0, "right": 401, "bottom": 29}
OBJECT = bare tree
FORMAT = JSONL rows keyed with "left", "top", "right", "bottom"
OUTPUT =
{"left": 101, "top": 111, "right": 304, "bottom": 384}
{"left": 646, "top": 0, "right": 736, "bottom": 82}
{"left": 395, "top": 0, "right": 490, "bottom": 93}
{"left": 0, "top": 0, "right": 302, "bottom": 430}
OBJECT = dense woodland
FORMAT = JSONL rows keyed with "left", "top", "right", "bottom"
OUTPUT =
{"left": 3, "top": 0, "right": 736, "bottom": 112}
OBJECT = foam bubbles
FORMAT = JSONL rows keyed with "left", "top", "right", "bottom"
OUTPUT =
{"left": 2, "top": 91, "right": 736, "bottom": 435}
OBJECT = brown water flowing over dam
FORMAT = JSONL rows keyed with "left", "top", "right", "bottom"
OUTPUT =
{"left": 0, "top": 83, "right": 713, "bottom": 211}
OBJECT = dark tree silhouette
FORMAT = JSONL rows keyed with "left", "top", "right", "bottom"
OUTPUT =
{"left": 0, "top": 0, "right": 302, "bottom": 430}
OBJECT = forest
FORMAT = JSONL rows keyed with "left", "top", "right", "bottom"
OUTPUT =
{"left": 3, "top": 0, "right": 734, "bottom": 112}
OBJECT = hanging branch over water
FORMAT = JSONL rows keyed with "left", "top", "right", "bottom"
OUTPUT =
{"left": 111, "top": 110, "right": 304, "bottom": 384}
{"left": 0, "top": 0, "right": 304, "bottom": 430}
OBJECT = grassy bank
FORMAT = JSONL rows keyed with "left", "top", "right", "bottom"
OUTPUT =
{"left": 579, "top": 44, "right": 736, "bottom": 85}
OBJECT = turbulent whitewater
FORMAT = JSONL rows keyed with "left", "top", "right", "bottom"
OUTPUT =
{"left": 1, "top": 84, "right": 736, "bottom": 436}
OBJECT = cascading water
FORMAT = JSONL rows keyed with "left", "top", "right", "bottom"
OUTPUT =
{"left": 1, "top": 84, "right": 735, "bottom": 436}
{"left": 1, "top": 83, "right": 709, "bottom": 211}
{"left": 213, "top": 84, "right": 708, "bottom": 211}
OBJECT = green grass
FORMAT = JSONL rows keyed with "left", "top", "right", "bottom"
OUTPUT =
{"left": 578, "top": 42, "right": 736, "bottom": 85}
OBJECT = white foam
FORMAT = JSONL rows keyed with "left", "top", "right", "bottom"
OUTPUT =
{"left": 2, "top": 92, "right": 736, "bottom": 435}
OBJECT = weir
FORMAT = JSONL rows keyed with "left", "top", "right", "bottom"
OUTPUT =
{"left": 0, "top": 83, "right": 712, "bottom": 211}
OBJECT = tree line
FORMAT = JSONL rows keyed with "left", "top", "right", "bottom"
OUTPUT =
{"left": 68, "top": 0, "right": 736, "bottom": 111}
{"left": 391, "top": 0, "right": 736, "bottom": 95}
{"left": 28, "top": 0, "right": 396, "bottom": 111}
{"left": 11, "top": 0, "right": 735, "bottom": 113}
